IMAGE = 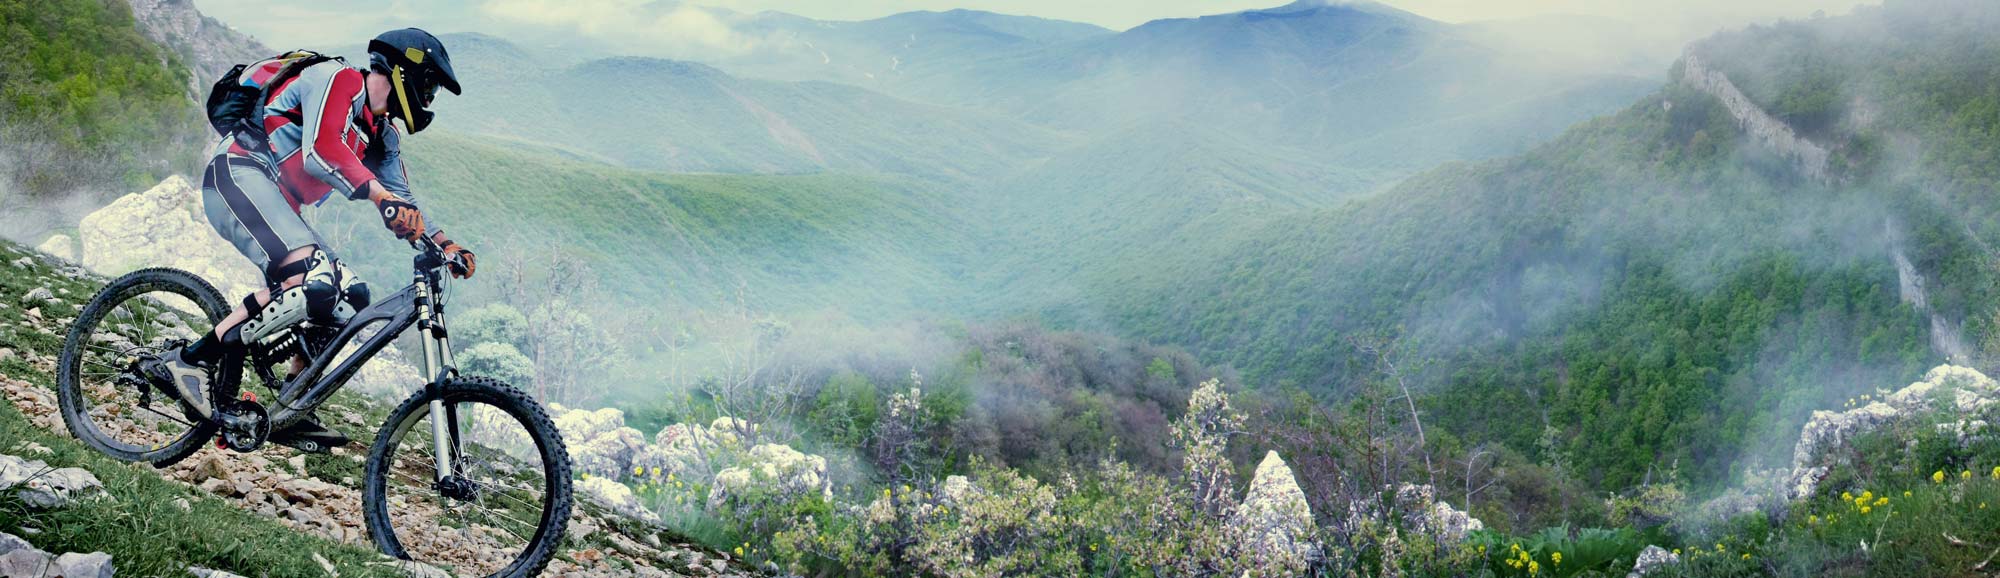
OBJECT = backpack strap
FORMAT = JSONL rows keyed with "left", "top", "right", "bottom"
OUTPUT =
{"left": 253, "top": 51, "right": 343, "bottom": 129}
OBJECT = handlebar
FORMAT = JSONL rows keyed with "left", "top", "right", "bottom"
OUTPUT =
{"left": 411, "top": 236, "right": 466, "bottom": 277}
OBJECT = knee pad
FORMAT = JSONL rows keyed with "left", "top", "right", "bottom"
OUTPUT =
{"left": 271, "top": 250, "right": 366, "bottom": 325}
{"left": 232, "top": 286, "right": 309, "bottom": 346}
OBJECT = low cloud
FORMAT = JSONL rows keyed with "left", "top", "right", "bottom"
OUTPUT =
{"left": 479, "top": 0, "right": 760, "bottom": 56}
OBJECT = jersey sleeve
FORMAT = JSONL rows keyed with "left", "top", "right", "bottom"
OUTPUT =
{"left": 299, "top": 67, "right": 378, "bottom": 198}
{"left": 365, "top": 125, "right": 445, "bottom": 238}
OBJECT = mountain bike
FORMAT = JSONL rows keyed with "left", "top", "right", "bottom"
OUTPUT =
{"left": 55, "top": 238, "right": 572, "bottom": 578}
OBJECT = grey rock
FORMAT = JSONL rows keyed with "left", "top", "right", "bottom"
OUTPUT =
{"left": 0, "top": 533, "right": 31, "bottom": 556}
{"left": 35, "top": 235, "right": 76, "bottom": 263}
{"left": 8, "top": 257, "right": 29, "bottom": 269}
{"left": 19, "top": 288, "right": 51, "bottom": 304}
{"left": 52, "top": 551, "right": 113, "bottom": 578}
{"left": 578, "top": 477, "right": 662, "bottom": 526}
{"left": 188, "top": 567, "right": 251, "bottom": 578}
{"left": 0, "top": 454, "right": 49, "bottom": 490}
{"left": 16, "top": 467, "right": 107, "bottom": 509}
{"left": 0, "top": 548, "right": 51, "bottom": 577}
{"left": 1627, "top": 545, "right": 1680, "bottom": 578}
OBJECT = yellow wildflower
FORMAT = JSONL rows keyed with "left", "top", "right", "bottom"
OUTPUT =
{"left": 1905, "top": 491, "right": 1913, "bottom": 498}
{"left": 1807, "top": 515, "right": 1819, "bottom": 524}
{"left": 1090, "top": 543, "right": 1098, "bottom": 552}
{"left": 1964, "top": 470, "right": 1975, "bottom": 481}
{"left": 1741, "top": 553, "right": 1750, "bottom": 560}
{"left": 1874, "top": 497, "right": 1888, "bottom": 506}
{"left": 1673, "top": 549, "right": 1681, "bottom": 556}
{"left": 634, "top": 465, "right": 644, "bottom": 476}
{"left": 1552, "top": 552, "right": 1562, "bottom": 565}
{"left": 1716, "top": 543, "right": 1725, "bottom": 552}
{"left": 1935, "top": 470, "right": 1947, "bottom": 484}
{"left": 1860, "top": 506, "right": 1871, "bottom": 514}
{"left": 733, "top": 546, "right": 744, "bottom": 556}
{"left": 1861, "top": 490, "right": 1873, "bottom": 501}
{"left": 652, "top": 467, "right": 662, "bottom": 477}
{"left": 1992, "top": 466, "right": 2000, "bottom": 480}
{"left": 1841, "top": 491, "right": 1854, "bottom": 501}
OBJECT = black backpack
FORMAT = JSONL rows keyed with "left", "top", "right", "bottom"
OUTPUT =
{"left": 205, "top": 51, "right": 342, "bottom": 150}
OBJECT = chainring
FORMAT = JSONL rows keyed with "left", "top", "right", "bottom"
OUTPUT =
{"left": 217, "top": 397, "right": 270, "bottom": 452}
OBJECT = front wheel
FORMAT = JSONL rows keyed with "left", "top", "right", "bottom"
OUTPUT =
{"left": 362, "top": 377, "right": 572, "bottom": 578}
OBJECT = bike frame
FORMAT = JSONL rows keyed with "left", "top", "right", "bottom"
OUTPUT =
{"left": 250, "top": 242, "right": 462, "bottom": 481}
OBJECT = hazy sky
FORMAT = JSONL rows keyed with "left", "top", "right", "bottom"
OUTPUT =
{"left": 196, "top": 0, "right": 1876, "bottom": 50}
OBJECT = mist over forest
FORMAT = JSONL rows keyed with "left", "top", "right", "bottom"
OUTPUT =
{"left": 12, "top": 0, "right": 2000, "bottom": 575}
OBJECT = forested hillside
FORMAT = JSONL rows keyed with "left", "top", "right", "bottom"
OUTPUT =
{"left": 1082, "top": 0, "right": 2000, "bottom": 494}
{"left": 0, "top": 0, "right": 204, "bottom": 239}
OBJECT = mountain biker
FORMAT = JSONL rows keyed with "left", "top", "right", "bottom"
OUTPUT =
{"left": 145, "top": 28, "right": 474, "bottom": 450}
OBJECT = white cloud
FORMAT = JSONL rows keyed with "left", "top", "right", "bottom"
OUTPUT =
{"left": 478, "top": 0, "right": 760, "bottom": 55}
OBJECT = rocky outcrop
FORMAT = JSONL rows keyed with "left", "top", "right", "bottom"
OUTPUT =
{"left": 1680, "top": 52, "right": 1832, "bottom": 183}
{"left": 579, "top": 476, "right": 664, "bottom": 526}
{"left": 76, "top": 175, "right": 262, "bottom": 301}
{"left": 1889, "top": 220, "right": 1972, "bottom": 363}
{"left": 1626, "top": 545, "right": 1680, "bottom": 578}
{"left": 123, "top": 0, "right": 270, "bottom": 86}
{"left": 708, "top": 443, "right": 832, "bottom": 508}
{"left": 33, "top": 235, "right": 75, "bottom": 263}
{"left": 1337, "top": 481, "right": 1485, "bottom": 551}
{"left": 1231, "top": 451, "right": 1316, "bottom": 571}
{"left": 1788, "top": 365, "right": 1998, "bottom": 499}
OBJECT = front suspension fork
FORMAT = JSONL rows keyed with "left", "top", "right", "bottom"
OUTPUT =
{"left": 419, "top": 319, "right": 461, "bottom": 483}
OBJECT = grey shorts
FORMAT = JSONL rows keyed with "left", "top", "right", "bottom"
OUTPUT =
{"left": 199, "top": 154, "right": 325, "bottom": 283}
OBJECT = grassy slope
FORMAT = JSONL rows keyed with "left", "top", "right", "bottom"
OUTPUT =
{"left": 312, "top": 131, "right": 977, "bottom": 318}
{"left": 0, "top": 242, "right": 400, "bottom": 578}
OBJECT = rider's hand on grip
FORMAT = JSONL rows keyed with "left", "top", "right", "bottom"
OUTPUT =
{"left": 440, "top": 238, "right": 476, "bottom": 279}
{"left": 368, "top": 183, "right": 426, "bottom": 241}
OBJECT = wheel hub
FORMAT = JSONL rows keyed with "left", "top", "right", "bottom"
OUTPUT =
{"left": 434, "top": 475, "right": 480, "bottom": 502}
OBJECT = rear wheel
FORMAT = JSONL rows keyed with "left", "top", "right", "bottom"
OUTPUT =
{"left": 362, "top": 376, "right": 572, "bottom": 578}
{"left": 56, "top": 268, "right": 228, "bottom": 466}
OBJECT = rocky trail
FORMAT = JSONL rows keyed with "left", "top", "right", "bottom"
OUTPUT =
{"left": 0, "top": 244, "right": 761, "bottom": 578}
